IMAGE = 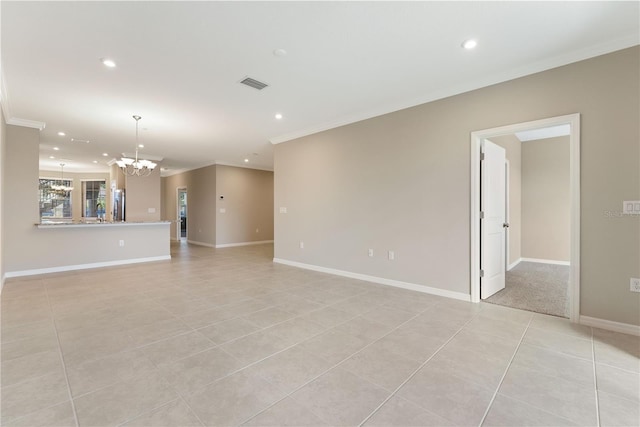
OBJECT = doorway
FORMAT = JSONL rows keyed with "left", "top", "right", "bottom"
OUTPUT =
{"left": 177, "top": 188, "right": 187, "bottom": 240}
{"left": 470, "top": 114, "right": 580, "bottom": 322}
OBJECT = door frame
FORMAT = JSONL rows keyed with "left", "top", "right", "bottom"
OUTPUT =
{"left": 470, "top": 113, "right": 581, "bottom": 322}
{"left": 504, "top": 159, "right": 510, "bottom": 271}
{"left": 176, "top": 187, "right": 187, "bottom": 240}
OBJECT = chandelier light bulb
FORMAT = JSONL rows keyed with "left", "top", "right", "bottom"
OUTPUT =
{"left": 117, "top": 115, "right": 157, "bottom": 177}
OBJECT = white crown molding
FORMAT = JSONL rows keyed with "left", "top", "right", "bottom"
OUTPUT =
{"left": 6, "top": 117, "right": 46, "bottom": 131}
{"left": 214, "top": 161, "right": 274, "bottom": 172}
{"left": 121, "top": 152, "right": 164, "bottom": 161}
{"left": 1, "top": 60, "right": 45, "bottom": 130}
{"left": 270, "top": 33, "right": 639, "bottom": 145}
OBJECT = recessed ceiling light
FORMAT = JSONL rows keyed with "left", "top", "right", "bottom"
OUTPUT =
{"left": 244, "top": 158, "right": 249, "bottom": 163}
{"left": 273, "top": 49, "right": 287, "bottom": 57}
{"left": 57, "top": 131, "right": 65, "bottom": 136}
{"left": 275, "top": 113, "right": 283, "bottom": 120}
{"left": 49, "top": 156, "right": 55, "bottom": 159}
{"left": 102, "top": 153, "right": 109, "bottom": 157}
{"left": 101, "top": 58, "right": 116, "bottom": 68}
{"left": 462, "top": 39, "right": 478, "bottom": 50}
{"left": 92, "top": 160, "right": 98, "bottom": 164}
{"left": 138, "top": 144, "right": 144, "bottom": 148}
{"left": 53, "top": 147, "right": 60, "bottom": 151}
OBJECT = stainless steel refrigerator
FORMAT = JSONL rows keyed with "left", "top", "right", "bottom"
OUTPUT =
{"left": 112, "top": 189, "right": 125, "bottom": 222}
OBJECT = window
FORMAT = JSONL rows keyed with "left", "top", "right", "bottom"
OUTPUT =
{"left": 82, "top": 180, "right": 107, "bottom": 218}
{"left": 39, "top": 178, "right": 72, "bottom": 219}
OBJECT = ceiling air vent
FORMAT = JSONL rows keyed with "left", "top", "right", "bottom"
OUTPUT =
{"left": 239, "top": 77, "right": 269, "bottom": 90}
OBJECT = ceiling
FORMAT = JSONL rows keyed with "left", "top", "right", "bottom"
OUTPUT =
{"left": 2, "top": 2, "right": 638, "bottom": 175}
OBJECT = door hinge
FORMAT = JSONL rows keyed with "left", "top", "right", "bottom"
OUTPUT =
{"left": 480, "top": 211, "right": 485, "bottom": 219}
{"left": 480, "top": 153, "right": 485, "bottom": 161}
{"left": 479, "top": 269, "right": 485, "bottom": 278}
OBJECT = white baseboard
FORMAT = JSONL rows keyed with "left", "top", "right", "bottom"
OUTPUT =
{"left": 580, "top": 315, "right": 640, "bottom": 337}
{"left": 216, "top": 240, "right": 274, "bottom": 249}
{"left": 4, "top": 255, "right": 171, "bottom": 279}
{"left": 521, "top": 257, "right": 570, "bottom": 266}
{"left": 273, "top": 258, "right": 470, "bottom": 302}
{"left": 186, "top": 240, "right": 216, "bottom": 248}
{"left": 507, "top": 258, "right": 522, "bottom": 271}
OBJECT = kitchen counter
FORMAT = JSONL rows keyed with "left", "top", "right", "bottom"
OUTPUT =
{"left": 4, "top": 221, "right": 173, "bottom": 277}
{"left": 36, "top": 220, "right": 171, "bottom": 229}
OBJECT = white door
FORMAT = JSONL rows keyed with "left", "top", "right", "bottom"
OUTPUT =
{"left": 481, "top": 139, "right": 507, "bottom": 299}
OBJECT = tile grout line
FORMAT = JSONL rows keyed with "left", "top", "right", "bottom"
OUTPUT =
{"left": 114, "top": 396, "right": 207, "bottom": 427}
{"left": 110, "top": 287, "right": 372, "bottom": 376}
{"left": 356, "top": 309, "right": 489, "bottom": 427}
{"left": 43, "top": 282, "right": 81, "bottom": 427}
{"left": 66, "top": 285, "right": 389, "bottom": 423}
{"left": 236, "top": 300, "right": 449, "bottom": 426}
{"left": 182, "top": 301, "right": 413, "bottom": 400}
{"left": 114, "top": 397, "right": 181, "bottom": 427}
{"left": 591, "top": 327, "right": 601, "bottom": 427}
{"left": 476, "top": 315, "right": 533, "bottom": 427}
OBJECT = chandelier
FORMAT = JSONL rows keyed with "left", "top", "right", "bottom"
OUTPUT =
{"left": 50, "top": 163, "right": 74, "bottom": 195}
{"left": 116, "top": 115, "right": 157, "bottom": 177}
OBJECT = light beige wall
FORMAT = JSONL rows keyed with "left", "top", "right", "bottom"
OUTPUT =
{"left": 490, "top": 134, "right": 522, "bottom": 267}
{"left": 4, "top": 125, "right": 169, "bottom": 273}
{"left": 125, "top": 166, "right": 161, "bottom": 222}
{"left": 4, "top": 125, "right": 40, "bottom": 272}
{"left": 38, "top": 170, "right": 110, "bottom": 222}
{"left": 187, "top": 166, "right": 217, "bottom": 245}
{"left": 215, "top": 165, "right": 274, "bottom": 246}
{"left": 8, "top": 224, "right": 170, "bottom": 274}
{"left": 0, "top": 110, "right": 6, "bottom": 285}
{"left": 161, "top": 164, "right": 274, "bottom": 247}
{"left": 274, "top": 46, "right": 640, "bottom": 325}
{"left": 161, "top": 165, "right": 216, "bottom": 245}
{"left": 521, "top": 136, "right": 570, "bottom": 261}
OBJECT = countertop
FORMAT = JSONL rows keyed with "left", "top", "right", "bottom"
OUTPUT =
{"left": 36, "top": 221, "right": 172, "bottom": 229}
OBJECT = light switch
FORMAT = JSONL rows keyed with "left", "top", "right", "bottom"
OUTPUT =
{"left": 623, "top": 201, "right": 640, "bottom": 214}
{"left": 219, "top": 208, "right": 226, "bottom": 214}
{"left": 147, "top": 207, "right": 156, "bottom": 213}
{"left": 279, "top": 207, "right": 287, "bottom": 214}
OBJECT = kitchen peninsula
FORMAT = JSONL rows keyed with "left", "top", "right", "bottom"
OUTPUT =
{"left": 5, "top": 221, "right": 172, "bottom": 277}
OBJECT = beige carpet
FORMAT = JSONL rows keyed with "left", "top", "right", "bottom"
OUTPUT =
{"left": 484, "top": 261, "right": 570, "bottom": 318}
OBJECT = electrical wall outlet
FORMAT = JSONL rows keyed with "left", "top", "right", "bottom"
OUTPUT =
{"left": 368, "top": 249, "right": 374, "bottom": 257}
{"left": 119, "top": 240, "right": 124, "bottom": 247}
{"left": 631, "top": 278, "right": 640, "bottom": 293}
{"left": 388, "top": 250, "right": 395, "bottom": 260}
{"left": 299, "top": 241, "right": 304, "bottom": 249}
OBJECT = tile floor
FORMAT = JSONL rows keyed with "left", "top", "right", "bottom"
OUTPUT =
{"left": 1, "top": 242, "right": 639, "bottom": 426}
